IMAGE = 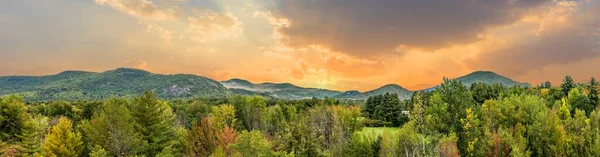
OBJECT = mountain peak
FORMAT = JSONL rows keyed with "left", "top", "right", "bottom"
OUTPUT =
{"left": 109, "top": 68, "right": 150, "bottom": 73}
{"left": 225, "top": 78, "right": 253, "bottom": 85}
{"left": 57, "top": 70, "right": 94, "bottom": 76}
{"left": 379, "top": 84, "right": 406, "bottom": 90}
{"left": 470, "top": 70, "right": 497, "bottom": 74}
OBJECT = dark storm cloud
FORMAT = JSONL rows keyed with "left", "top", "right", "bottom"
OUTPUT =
{"left": 471, "top": 1, "right": 600, "bottom": 76}
{"left": 268, "top": 0, "right": 551, "bottom": 57}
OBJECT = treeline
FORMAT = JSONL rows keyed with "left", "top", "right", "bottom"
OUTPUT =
{"left": 0, "top": 76, "right": 599, "bottom": 157}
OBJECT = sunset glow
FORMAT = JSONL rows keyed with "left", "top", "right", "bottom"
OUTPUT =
{"left": 1, "top": 0, "right": 599, "bottom": 91}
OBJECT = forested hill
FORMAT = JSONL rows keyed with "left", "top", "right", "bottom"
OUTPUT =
{"left": 0, "top": 68, "right": 531, "bottom": 101}
{"left": 220, "top": 78, "right": 342, "bottom": 99}
{"left": 0, "top": 68, "right": 231, "bottom": 101}
{"left": 423, "top": 71, "right": 531, "bottom": 91}
{"left": 333, "top": 84, "right": 413, "bottom": 100}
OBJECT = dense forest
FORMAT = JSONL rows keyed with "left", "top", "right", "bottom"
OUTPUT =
{"left": 1, "top": 76, "right": 599, "bottom": 157}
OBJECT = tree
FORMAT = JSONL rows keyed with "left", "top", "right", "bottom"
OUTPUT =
{"left": 437, "top": 78, "right": 474, "bottom": 156}
{"left": 567, "top": 88, "right": 593, "bottom": 115}
{"left": 561, "top": 76, "right": 575, "bottom": 97}
{"left": 130, "top": 91, "right": 177, "bottom": 156}
{"left": 89, "top": 145, "right": 109, "bottom": 157}
{"left": 460, "top": 108, "right": 484, "bottom": 156}
{"left": 364, "top": 93, "right": 405, "bottom": 126}
{"left": 187, "top": 117, "right": 218, "bottom": 156}
{"left": 81, "top": 98, "right": 145, "bottom": 156}
{"left": 471, "top": 83, "right": 505, "bottom": 104}
{"left": 230, "top": 130, "right": 274, "bottom": 157}
{"left": 541, "top": 81, "right": 552, "bottom": 89}
{"left": 47, "top": 101, "right": 81, "bottom": 120}
{"left": 43, "top": 117, "right": 84, "bottom": 157}
{"left": 588, "top": 77, "right": 599, "bottom": 109}
{"left": 229, "top": 96, "right": 266, "bottom": 131}
{"left": 0, "top": 95, "right": 29, "bottom": 142}
{"left": 17, "top": 116, "right": 48, "bottom": 155}
{"left": 279, "top": 113, "right": 323, "bottom": 157}
{"left": 347, "top": 132, "right": 379, "bottom": 157}
{"left": 210, "top": 104, "right": 237, "bottom": 129}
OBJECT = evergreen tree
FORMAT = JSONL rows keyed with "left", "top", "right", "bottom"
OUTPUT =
{"left": 437, "top": 78, "right": 474, "bottom": 156}
{"left": 43, "top": 117, "right": 84, "bottom": 157}
{"left": 17, "top": 116, "right": 47, "bottom": 155}
{"left": 588, "top": 77, "right": 599, "bottom": 109}
{"left": 131, "top": 91, "right": 176, "bottom": 156}
{"left": 561, "top": 76, "right": 575, "bottom": 97}
{"left": 82, "top": 98, "right": 145, "bottom": 156}
{"left": 541, "top": 81, "right": 552, "bottom": 89}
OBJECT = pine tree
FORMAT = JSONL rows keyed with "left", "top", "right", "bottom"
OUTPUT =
{"left": 42, "top": 117, "right": 83, "bottom": 157}
{"left": 82, "top": 98, "right": 145, "bottom": 156}
{"left": 17, "top": 116, "right": 46, "bottom": 155}
{"left": 561, "top": 76, "right": 575, "bottom": 97}
{"left": 131, "top": 91, "right": 176, "bottom": 156}
{"left": 588, "top": 77, "right": 599, "bottom": 109}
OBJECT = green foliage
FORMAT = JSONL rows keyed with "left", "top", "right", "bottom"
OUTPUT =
{"left": 541, "top": 81, "right": 552, "bottom": 89}
{"left": 89, "top": 145, "right": 109, "bottom": 157}
{"left": 43, "top": 117, "right": 83, "bottom": 157}
{"left": 47, "top": 101, "right": 81, "bottom": 120}
{"left": 561, "top": 76, "right": 575, "bottom": 97}
{"left": 470, "top": 82, "right": 505, "bottom": 104}
{"left": 347, "top": 132, "right": 380, "bottom": 157}
{"left": 4, "top": 78, "right": 600, "bottom": 157}
{"left": 230, "top": 130, "right": 274, "bottom": 157}
{"left": 81, "top": 98, "right": 145, "bottom": 156}
{"left": 17, "top": 115, "right": 48, "bottom": 155}
{"left": 0, "top": 95, "right": 29, "bottom": 142}
{"left": 363, "top": 93, "right": 408, "bottom": 127}
{"left": 210, "top": 104, "right": 237, "bottom": 129}
{"left": 172, "top": 100, "right": 212, "bottom": 128}
{"left": 230, "top": 96, "right": 266, "bottom": 131}
{"left": 567, "top": 88, "right": 593, "bottom": 115}
{"left": 588, "top": 77, "right": 599, "bottom": 110}
{"left": 130, "top": 91, "right": 177, "bottom": 156}
{"left": 277, "top": 113, "right": 323, "bottom": 157}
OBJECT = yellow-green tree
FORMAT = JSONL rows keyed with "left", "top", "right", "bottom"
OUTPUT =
{"left": 42, "top": 117, "right": 83, "bottom": 157}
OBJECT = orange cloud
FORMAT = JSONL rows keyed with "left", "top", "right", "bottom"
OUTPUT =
{"left": 95, "top": 0, "right": 180, "bottom": 20}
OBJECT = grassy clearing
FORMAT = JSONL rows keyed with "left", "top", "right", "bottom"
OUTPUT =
{"left": 358, "top": 127, "right": 401, "bottom": 137}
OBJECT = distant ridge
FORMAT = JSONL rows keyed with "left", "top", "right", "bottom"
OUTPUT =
{"left": 333, "top": 84, "right": 413, "bottom": 100}
{"left": 0, "top": 69, "right": 531, "bottom": 101}
{"left": 423, "top": 71, "right": 531, "bottom": 91}
{"left": 0, "top": 68, "right": 231, "bottom": 101}
{"left": 220, "top": 78, "right": 341, "bottom": 99}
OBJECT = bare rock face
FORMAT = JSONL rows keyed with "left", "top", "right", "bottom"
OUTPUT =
{"left": 163, "top": 85, "right": 192, "bottom": 96}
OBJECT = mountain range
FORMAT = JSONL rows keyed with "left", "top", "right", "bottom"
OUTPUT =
{"left": 0, "top": 68, "right": 530, "bottom": 101}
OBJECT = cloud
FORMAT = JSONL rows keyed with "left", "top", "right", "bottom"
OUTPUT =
{"left": 266, "top": 0, "right": 551, "bottom": 57}
{"left": 186, "top": 10, "right": 244, "bottom": 43}
{"left": 146, "top": 23, "right": 174, "bottom": 41}
{"left": 470, "top": 0, "right": 600, "bottom": 76}
{"left": 95, "top": 0, "right": 179, "bottom": 20}
{"left": 124, "top": 58, "right": 148, "bottom": 69}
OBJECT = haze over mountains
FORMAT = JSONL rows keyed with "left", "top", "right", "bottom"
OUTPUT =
{"left": 0, "top": 68, "right": 530, "bottom": 101}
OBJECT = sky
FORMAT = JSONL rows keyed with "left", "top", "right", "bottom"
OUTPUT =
{"left": 1, "top": 0, "right": 599, "bottom": 91}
